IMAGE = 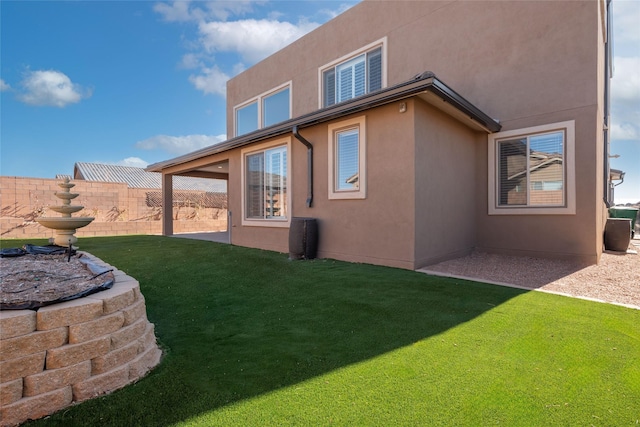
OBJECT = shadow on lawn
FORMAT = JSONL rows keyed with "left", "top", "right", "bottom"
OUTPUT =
{"left": 18, "top": 236, "right": 527, "bottom": 426}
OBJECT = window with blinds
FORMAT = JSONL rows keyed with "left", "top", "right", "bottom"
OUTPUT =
{"left": 336, "top": 128, "right": 360, "bottom": 191}
{"left": 497, "top": 131, "right": 565, "bottom": 207}
{"left": 322, "top": 46, "right": 383, "bottom": 108}
{"left": 328, "top": 116, "right": 366, "bottom": 200}
{"left": 245, "top": 145, "right": 288, "bottom": 220}
{"left": 488, "top": 121, "right": 575, "bottom": 215}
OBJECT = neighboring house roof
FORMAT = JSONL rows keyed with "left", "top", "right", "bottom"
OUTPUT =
{"left": 147, "top": 71, "right": 501, "bottom": 173}
{"left": 55, "top": 174, "right": 72, "bottom": 180}
{"left": 508, "top": 152, "right": 563, "bottom": 181}
{"left": 73, "top": 162, "right": 226, "bottom": 192}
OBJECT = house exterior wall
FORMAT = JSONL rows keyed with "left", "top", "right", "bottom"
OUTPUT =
{"left": 293, "top": 105, "right": 417, "bottom": 269}
{"left": 476, "top": 107, "right": 599, "bottom": 263}
{"left": 218, "top": 0, "right": 606, "bottom": 266}
{"left": 174, "top": 105, "right": 418, "bottom": 268}
{"left": 413, "top": 99, "right": 480, "bottom": 268}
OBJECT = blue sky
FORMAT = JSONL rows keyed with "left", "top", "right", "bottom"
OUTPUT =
{"left": 1, "top": 0, "right": 639, "bottom": 204}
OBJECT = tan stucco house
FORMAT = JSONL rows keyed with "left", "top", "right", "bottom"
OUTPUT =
{"left": 148, "top": 0, "right": 613, "bottom": 269}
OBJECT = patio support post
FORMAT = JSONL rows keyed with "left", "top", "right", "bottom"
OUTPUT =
{"left": 162, "top": 172, "right": 174, "bottom": 236}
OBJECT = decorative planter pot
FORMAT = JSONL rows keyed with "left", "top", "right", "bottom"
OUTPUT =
{"left": 604, "top": 218, "right": 631, "bottom": 252}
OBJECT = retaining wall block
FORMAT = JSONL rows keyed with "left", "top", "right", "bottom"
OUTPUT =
{"left": 91, "top": 340, "right": 139, "bottom": 375}
{"left": 122, "top": 297, "right": 147, "bottom": 326}
{"left": 37, "top": 298, "right": 104, "bottom": 331}
{"left": 0, "top": 328, "right": 67, "bottom": 362}
{"left": 0, "top": 352, "right": 46, "bottom": 383}
{"left": 0, "top": 378, "right": 23, "bottom": 407}
{"left": 137, "top": 323, "right": 158, "bottom": 354}
{"left": 46, "top": 336, "right": 110, "bottom": 370}
{"left": 86, "top": 281, "right": 138, "bottom": 314}
{"left": 69, "top": 312, "right": 125, "bottom": 344}
{"left": 0, "top": 310, "right": 36, "bottom": 340}
{"left": 110, "top": 317, "right": 147, "bottom": 350}
{"left": 0, "top": 386, "right": 73, "bottom": 427}
{"left": 128, "top": 345, "right": 162, "bottom": 381}
{"left": 72, "top": 365, "right": 129, "bottom": 403}
{"left": 23, "top": 361, "right": 91, "bottom": 397}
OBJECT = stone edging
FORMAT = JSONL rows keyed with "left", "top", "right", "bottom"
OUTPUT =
{"left": 0, "top": 253, "right": 162, "bottom": 426}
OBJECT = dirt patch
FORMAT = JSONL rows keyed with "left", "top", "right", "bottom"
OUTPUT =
{"left": 0, "top": 253, "right": 115, "bottom": 310}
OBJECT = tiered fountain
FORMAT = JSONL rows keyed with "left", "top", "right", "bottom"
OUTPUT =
{"left": 36, "top": 178, "right": 94, "bottom": 247}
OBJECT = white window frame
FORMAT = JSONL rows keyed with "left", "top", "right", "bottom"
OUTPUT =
{"left": 241, "top": 137, "right": 292, "bottom": 227}
{"left": 234, "top": 81, "right": 292, "bottom": 137}
{"left": 488, "top": 120, "right": 576, "bottom": 215}
{"left": 318, "top": 37, "right": 387, "bottom": 109}
{"left": 328, "top": 116, "right": 367, "bottom": 200}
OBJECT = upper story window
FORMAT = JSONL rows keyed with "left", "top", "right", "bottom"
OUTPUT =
{"left": 488, "top": 121, "right": 575, "bottom": 215}
{"left": 320, "top": 38, "right": 386, "bottom": 108}
{"left": 235, "top": 83, "right": 291, "bottom": 137}
{"left": 236, "top": 101, "right": 258, "bottom": 136}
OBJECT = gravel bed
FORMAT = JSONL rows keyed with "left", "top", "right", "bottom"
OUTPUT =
{"left": 421, "top": 239, "right": 640, "bottom": 309}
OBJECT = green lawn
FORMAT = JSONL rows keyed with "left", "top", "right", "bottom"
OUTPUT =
{"left": 5, "top": 236, "right": 638, "bottom": 426}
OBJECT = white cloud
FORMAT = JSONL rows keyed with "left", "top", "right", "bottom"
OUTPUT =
{"left": 610, "top": 2, "right": 640, "bottom": 145}
{"left": 155, "top": 1, "right": 351, "bottom": 97}
{"left": 153, "top": 1, "right": 200, "bottom": 23}
{"left": 154, "top": 0, "right": 259, "bottom": 23}
{"left": 611, "top": 57, "right": 640, "bottom": 103}
{"left": 0, "top": 79, "right": 10, "bottom": 91}
{"left": 613, "top": 1, "right": 640, "bottom": 45}
{"left": 18, "top": 70, "right": 91, "bottom": 107}
{"left": 188, "top": 66, "right": 230, "bottom": 97}
{"left": 136, "top": 134, "right": 227, "bottom": 155}
{"left": 202, "top": 0, "right": 260, "bottom": 21}
{"left": 611, "top": 56, "right": 640, "bottom": 141}
{"left": 198, "top": 19, "right": 319, "bottom": 64}
{"left": 610, "top": 122, "right": 639, "bottom": 140}
{"left": 180, "top": 53, "right": 202, "bottom": 69}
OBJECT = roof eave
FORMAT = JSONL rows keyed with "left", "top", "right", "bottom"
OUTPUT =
{"left": 146, "top": 72, "right": 501, "bottom": 172}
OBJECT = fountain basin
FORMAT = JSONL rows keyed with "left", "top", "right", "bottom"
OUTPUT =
{"left": 48, "top": 205, "right": 84, "bottom": 216}
{"left": 35, "top": 217, "right": 95, "bottom": 246}
{"left": 36, "top": 217, "right": 95, "bottom": 230}
{"left": 54, "top": 192, "right": 79, "bottom": 201}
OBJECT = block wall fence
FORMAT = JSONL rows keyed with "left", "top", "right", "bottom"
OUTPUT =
{"left": 0, "top": 254, "right": 162, "bottom": 426}
{"left": 0, "top": 176, "right": 227, "bottom": 240}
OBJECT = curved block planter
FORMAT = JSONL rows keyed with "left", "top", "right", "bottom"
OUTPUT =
{"left": 0, "top": 253, "right": 161, "bottom": 427}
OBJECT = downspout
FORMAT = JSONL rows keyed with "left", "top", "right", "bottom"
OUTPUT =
{"left": 293, "top": 125, "right": 313, "bottom": 208}
{"left": 603, "top": 0, "right": 613, "bottom": 207}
